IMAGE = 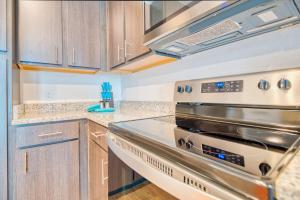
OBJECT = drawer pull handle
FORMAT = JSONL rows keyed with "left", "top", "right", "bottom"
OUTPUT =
{"left": 101, "top": 159, "right": 109, "bottom": 185}
{"left": 91, "top": 132, "right": 106, "bottom": 139}
{"left": 38, "top": 131, "right": 63, "bottom": 138}
{"left": 25, "top": 152, "right": 28, "bottom": 174}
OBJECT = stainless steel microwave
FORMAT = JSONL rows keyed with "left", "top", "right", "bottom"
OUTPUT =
{"left": 143, "top": 0, "right": 300, "bottom": 58}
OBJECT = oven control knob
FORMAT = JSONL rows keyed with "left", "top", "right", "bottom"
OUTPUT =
{"left": 185, "top": 85, "right": 192, "bottom": 93}
{"left": 258, "top": 80, "right": 270, "bottom": 90}
{"left": 278, "top": 78, "right": 291, "bottom": 90}
{"left": 186, "top": 141, "right": 194, "bottom": 149}
{"left": 259, "top": 163, "right": 271, "bottom": 176}
{"left": 178, "top": 138, "right": 186, "bottom": 146}
{"left": 177, "top": 85, "right": 184, "bottom": 93}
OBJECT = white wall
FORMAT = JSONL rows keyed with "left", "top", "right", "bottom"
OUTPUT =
{"left": 20, "top": 71, "right": 122, "bottom": 104}
{"left": 122, "top": 25, "right": 300, "bottom": 102}
{"left": 20, "top": 25, "right": 300, "bottom": 104}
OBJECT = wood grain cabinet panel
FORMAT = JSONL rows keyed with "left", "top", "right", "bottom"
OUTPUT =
{"left": 0, "top": 58, "right": 7, "bottom": 200}
{"left": 16, "top": 121, "right": 79, "bottom": 148}
{"left": 18, "top": 1, "right": 63, "bottom": 65}
{"left": 108, "top": 149, "right": 134, "bottom": 193}
{"left": 125, "top": 1, "right": 150, "bottom": 61}
{"left": 88, "top": 121, "right": 108, "bottom": 151}
{"left": 89, "top": 140, "right": 108, "bottom": 200}
{"left": 15, "top": 140, "right": 80, "bottom": 200}
{"left": 64, "top": 1, "right": 104, "bottom": 69}
{"left": 0, "top": 0, "right": 6, "bottom": 52}
{"left": 107, "top": 1, "right": 125, "bottom": 68}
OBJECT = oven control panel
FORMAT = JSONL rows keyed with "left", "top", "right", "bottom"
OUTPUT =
{"left": 202, "top": 144, "right": 245, "bottom": 167}
{"left": 174, "top": 68, "right": 299, "bottom": 107}
{"left": 201, "top": 80, "right": 243, "bottom": 93}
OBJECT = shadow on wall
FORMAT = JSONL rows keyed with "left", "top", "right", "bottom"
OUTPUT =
{"left": 122, "top": 24, "right": 300, "bottom": 101}
{"left": 123, "top": 25, "right": 300, "bottom": 86}
{"left": 20, "top": 71, "right": 122, "bottom": 103}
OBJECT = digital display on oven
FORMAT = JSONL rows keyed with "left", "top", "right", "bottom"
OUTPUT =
{"left": 201, "top": 80, "right": 243, "bottom": 93}
{"left": 215, "top": 82, "right": 225, "bottom": 89}
{"left": 202, "top": 144, "right": 245, "bottom": 167}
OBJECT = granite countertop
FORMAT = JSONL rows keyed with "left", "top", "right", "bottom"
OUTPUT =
{"left": 12, "top": 110, "right": 171, "bottom": 127}
{"left": 11, "top": 101, "right": 175, "bottom": 127}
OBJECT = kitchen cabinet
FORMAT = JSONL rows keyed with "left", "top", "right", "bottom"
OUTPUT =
{"left": 89, "top": 140, "right": 108, "bottom": 200}
{"left": 88, "top": 121, "right": 108, "bottom": 200}
{"left": 18, "top": 1, "right": 63, "bottom": 65}
{"left": 108, "top": 1, "right": 150, "bottom": 68}
{"left": 18, "top": 1, "right": 107, "bottom": 71}
{"left": 14, "top": 121, "right": 80, "bottom": 200}
{"left": 108, "top": 149, "right": 135, "bottom": 193}
{"left": 0, "top": 0, "right": 6, "bottom": 52}
{"left": 107, "top": 1, "right": 125, "bottom": 68}
{"left": 124, "top": 1, "right": 150, "bottom": 61}
{"left": 64, "top": 1, "right": 105, "bottom": 69}
{"left": 0, "top": 58, "right": 7, "bottom": 200}
{"left": 108, "top": 1, "right": 174, "bottom": 73}
{"left": 15, "top": 140, "right": 80, "bottom": 200}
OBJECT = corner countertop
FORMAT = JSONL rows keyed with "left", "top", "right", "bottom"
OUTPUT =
{"left": 11, "top": 110, "right": 171, "bottom": 127}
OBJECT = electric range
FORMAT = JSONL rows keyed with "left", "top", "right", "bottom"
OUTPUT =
{"left": 108, "top": 68, "right": 300, "bottom": 200}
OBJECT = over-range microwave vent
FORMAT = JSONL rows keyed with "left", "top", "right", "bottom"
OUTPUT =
{"left": 177, "top": 20, "right": 242, "bottom": 46}
{"left": 145, "top": 0, "right": 300, "bottom": 58}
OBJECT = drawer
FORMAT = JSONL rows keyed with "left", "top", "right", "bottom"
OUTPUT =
{"left": 89, "top": 121, "right": 108, "bottom": 151}
{"left": 16, "top": 121, "right": 80, "bottom": 148}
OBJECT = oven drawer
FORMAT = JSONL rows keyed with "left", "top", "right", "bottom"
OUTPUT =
{"left": 89, "top": 121, "right": 108, "bottom": 151}
{"left": 16, "top": 121, "right": 80, "bottom": 148}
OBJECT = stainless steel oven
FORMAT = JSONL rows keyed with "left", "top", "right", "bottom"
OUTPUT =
{"left": 108, "top": 68, "right": 300, "bottom": 200}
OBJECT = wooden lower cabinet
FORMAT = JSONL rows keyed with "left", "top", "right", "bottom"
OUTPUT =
{"left": 15, "top": 140, "right": 80, "bottom": 200}
{"left": 89, "top": 139, "right": 108, "bottom": 200}
{"left": 108, "top": 149, "right": 134, "bottom": 193}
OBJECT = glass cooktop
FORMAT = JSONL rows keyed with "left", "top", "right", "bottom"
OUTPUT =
{"left": 110, "top": 116, "right": 299, "bottom": 151}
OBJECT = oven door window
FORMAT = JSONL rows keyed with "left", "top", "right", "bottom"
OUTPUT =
{"left": 144, "top": 1, "right": 197, "bottom": 33}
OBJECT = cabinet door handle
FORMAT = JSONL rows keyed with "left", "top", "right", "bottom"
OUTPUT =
{"left": 124, "top": 40, "right": 127, "bottom": 59}
{"left": 38, "top": 131, "right": 63, "bottom": 138}
{"left": 24, "top": 152, "right": 28, "bottom": 174}
{"left": 91, "top": 132, "right": 106, "bottom": 139}
{"left": 55, "top": 46, "right": 59, "bottom": 64}
{"left": 101, "top": 159, "right": 108, "bottom": 185}
{"left": 72, "top": 48, "right": 75, "bottom": 65}
{"left": 117, "top": 44, "right": 120, "bottom": 62}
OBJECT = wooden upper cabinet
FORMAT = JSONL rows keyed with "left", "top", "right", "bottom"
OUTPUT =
{"left": 107, "top": 1, "right": 125, "bottom": 68}
{"left": 0, "top": 0, "right": 6, "bottom": 52}
{"left": 15, "top": 141, "right": 80, "bottom": 200}
{"left": 18, "top": 1, "right": 63, "bottom": 65}
{"left": 125, "top": 1, "right": 150, "bottom": 61}
{"left": 64, "top": 1, "right": 104, "bottom": 69}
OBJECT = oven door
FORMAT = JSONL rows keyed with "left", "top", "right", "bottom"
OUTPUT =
{"left": 108, "top": 149, "right": 176, "bottom": 200}
{"left": 108, "top": 131, "right": 244, "bottom": 200}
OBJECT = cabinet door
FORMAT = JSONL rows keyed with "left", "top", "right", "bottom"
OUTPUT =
{"left": 125, "top": 1, "right": 150, "bottom": 61}
{"left": 18, "top": 1, "right": 63, "bottom": 65}
{"left": 108, "top": 149, "right": 134, "bottom": 193}
{"left": 0, "top": 0, "right": 6, "bottom": 52}
{"left": 15, "top": 141, "right": 80, "bottom": 200}
{"left": 65, "top": 1, "right": 104, "bottom": 69}
{"left": 89, "top": 140, "right": 108, "bottom": 200}
{"left": 107, "top": 1, "right": 125, "bottom": 68}
{"left": 0, "top": 58, "right": 7, "bottom": 200}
